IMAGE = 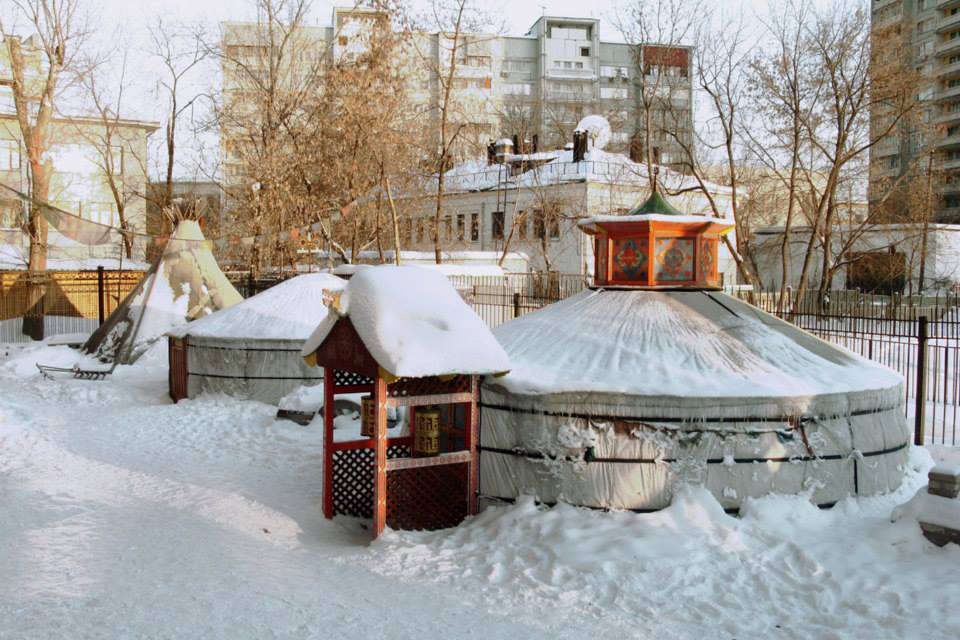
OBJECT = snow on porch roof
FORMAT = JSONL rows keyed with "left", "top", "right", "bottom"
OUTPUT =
{"left": 301, "top": 265, "right": 510, "bottom": 379}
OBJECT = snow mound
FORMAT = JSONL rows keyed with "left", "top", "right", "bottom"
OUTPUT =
{"left": 169, "top": 273, "right": 346, "bottom": 340}
{"left": 892, "top": 487, "right": 960, "bottom": 531}
{"left": 302, "top": 265, "right": 510, "bottom": 378}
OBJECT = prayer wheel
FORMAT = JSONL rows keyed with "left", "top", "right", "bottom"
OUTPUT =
{"left": 360, "top": 395, "right": 376, "bottom": 438}
{"left": 413, "top": 407, "right": 440, "bottom": 456}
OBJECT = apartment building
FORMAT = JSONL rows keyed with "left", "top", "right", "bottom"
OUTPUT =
{"left": 870, "top": 0, "right": 960, "bottom": 224}
{"left": 0, "top": 35, "right": 159, "bottom": 264}
{"left": 219, "top": 8, "right": 694, "bottom": 190}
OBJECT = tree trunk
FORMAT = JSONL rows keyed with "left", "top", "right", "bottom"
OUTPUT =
{"left": 385, "top": 176, "right": 402, "bottom": 266}
{"left": 24, "top": 166, "right": 52, "bottom": 340}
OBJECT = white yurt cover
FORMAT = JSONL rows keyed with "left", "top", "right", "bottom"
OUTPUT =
{"left": 169, "top": 273, "right": 346, "bottom": 403}
{"left": 84, "top": 221, "right": 242, "bottom": 364}
{"left": 480, "top": 289, "right": 910, "bottom": 511}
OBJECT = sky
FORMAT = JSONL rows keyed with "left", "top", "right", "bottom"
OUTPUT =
{"left": 2, "top": 0, "right": 770, "bottom": 179}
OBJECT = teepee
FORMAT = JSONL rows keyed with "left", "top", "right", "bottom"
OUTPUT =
{"left": 83, "top": 221, "right": 242, "bottom": 364}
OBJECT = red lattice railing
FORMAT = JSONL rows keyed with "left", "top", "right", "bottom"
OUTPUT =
{"left": 386, "top": 462, "right": 468, "bottom": 531}
{"left": 331, "top": 444, "right": 410, "bottom": 518}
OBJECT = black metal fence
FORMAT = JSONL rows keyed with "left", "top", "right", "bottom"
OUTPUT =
{"left": 728, "top": 289, "right": 960, "bottom": 447}
{"left": 448, "top": 272, "right": 593, "bottom": 328}
{"left": 0, "top": 267, "right": 143, "bottom": 343}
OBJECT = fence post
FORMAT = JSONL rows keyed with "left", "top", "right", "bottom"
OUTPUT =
{"left": 914, "top": 315, "right": 929, "bottom": 446}
{"left": 97, "top": 265, "right": 106, "bottom": 326}
{"left": 513, "top": 292, "right": 521, "bottom": 318}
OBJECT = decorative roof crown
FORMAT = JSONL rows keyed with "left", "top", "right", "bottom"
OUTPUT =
{"left": 579, "top": 193, "right": 734, "bottom": 290}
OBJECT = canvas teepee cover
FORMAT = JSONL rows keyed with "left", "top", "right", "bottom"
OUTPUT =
{"left": 84, "top": 221, "right": 242, "bottom": 364}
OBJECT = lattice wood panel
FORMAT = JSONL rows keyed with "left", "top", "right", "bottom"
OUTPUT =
{"left": 389, "top": 375, "right": 471, "bottom": 398}
{"left": 333, "top": 369, "right": 375, "bottom": 388}
{"left": 331, "top": 444, "right": 410, "bottom": 518}
{"left": 385, "top": 463, "right": 468, "bottom": 531}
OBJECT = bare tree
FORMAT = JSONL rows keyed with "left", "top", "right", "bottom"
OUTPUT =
{"left": 615, "top": 0, "right": 695, "bottom": 191}
{"left": 745, "top": 0, "right": 816, "bottom": 305}
{"left": 149, "top": 17, "right": 208, "bottom": 214}
{"left": 1, "top": 0, "right": 91, "bottom": 339}
{"left": 408, "top": 0, "right": 500, "bottom": 263}
{"left": 76, "top": 49, "right": 147, "bottom": 258}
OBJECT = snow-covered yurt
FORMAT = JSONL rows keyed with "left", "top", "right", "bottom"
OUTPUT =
{"left": 167, "top": 273, "right": 346, "bottom": 403}
{"left": 480, "top": 193, "right": 910, "bottom": 511}
{"left": 84, "top": 220, "right": 242, "bottom": 364}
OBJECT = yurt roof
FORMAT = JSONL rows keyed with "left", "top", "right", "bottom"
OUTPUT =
{"left": 487, "top": 289, "right": 902, "bottom": 399}
{"left": 302, "top": 265, "right": 510, "bottom": 378}
{"left": 169, "top": 273, "right": 346, "bottom": 340}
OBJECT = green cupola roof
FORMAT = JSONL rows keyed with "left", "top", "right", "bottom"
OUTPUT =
{"left": 627, "top": 191, "right": 684, "bottom": 216}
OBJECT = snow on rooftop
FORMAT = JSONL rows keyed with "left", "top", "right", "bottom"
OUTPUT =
{"left": 169, "top": 273, "right": 346, "bottom": 340}
{"left": 302, "top": 265, "right": 510, "bottom": 378}
{"left": 435, "top": 147, "right": 731, "bottom": 196}
{"left": 489, "top": 289, "right": 902, "bottom": 398}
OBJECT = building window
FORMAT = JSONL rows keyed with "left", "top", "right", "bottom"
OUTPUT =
{"left": 444, "top": 215, "right": 452, "bottom": 242}
{"left": 0, "top": 139, "right": 20, "bottom": 171}
{"left": 503, "top": 83, "right": 532, "bottom": 96}
{"left": 517, "top": 212, "right": 527, "bottom": 240}
{"left": 108, "top": 145, "right": 123, "bottom": 174}
{"left": 83, "top": 202, "right": 116, "bottom": 226}
{"left": 533, "top": 210, "right": 546, "bottom": 239}
{"left": 0, "top": 201, "right": 21, "bottom": 228}
{"left": 580, "top": 47, "right": 590, "bottom": 57}
{"left": 470, "top": 213, "right": 479, "bottom": 241}
{"left": 492, "top": 210, "right": 504, "bottom": 239}
{"left": 456, "top": 214, "right": 465, "bottom": 241}
{"left": 549, "top": 215, "right": 560, "bottom": 238}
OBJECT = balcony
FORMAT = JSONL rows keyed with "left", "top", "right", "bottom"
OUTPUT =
{"left": 545, "top": 66, "right": 596, "bottom": 80}
{"left": 936, "top": 12, "right": 960, "bottom": 34}
{"left": 938, "top": 83, "right": 960, "bottom": 100}
{"left": 938, "top": 59, "right": 960, "bottom": 78}
{"left": 939, "top": 0, "right": 960, "bottom": 10}
{"left": 940, "top": 157, "right": 960, "bottom": 170}
{"left": 872, "top": 137, "right": 900, "bottom": 157}
{"left": 936, "top": 36, "right": 960, "bottom": 57}
{"left": 938, "top": 133, "right": 960, "bottom": 148}
{"left": 937, "top": 108, "right": 960, "bottom": 124}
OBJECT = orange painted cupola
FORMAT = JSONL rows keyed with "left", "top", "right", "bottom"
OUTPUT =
{"left": 578, "top": 191, "right": 734, "bottom": 289}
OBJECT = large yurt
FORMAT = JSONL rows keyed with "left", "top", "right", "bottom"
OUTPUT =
{"left": 84, "top": 220, "right": 242, "bottom": 364}
{"left": 480, "top": 193, "right": 910, "bottom": 511}
{"left": 167, "top": 273, "right": 346, "bottom": 403}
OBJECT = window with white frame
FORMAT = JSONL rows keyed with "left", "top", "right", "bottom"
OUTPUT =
{"left": 0, "top": 139, "right": 21, "bottom": 171}
{"left": 83, "top": 201, "right": 116, "bottom": 226}
{"left": 108, "top": 145, "right": 123, "bottom": 174}
{"left": 503, "top": 83, "right": 532, "bottom": 96}
{"left": 601, "top": 87, "right": 628, "bottom": 100}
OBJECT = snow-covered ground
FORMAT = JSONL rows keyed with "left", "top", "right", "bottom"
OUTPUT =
{"left": 1, "top": 342, "right": 958, "bottom": 639}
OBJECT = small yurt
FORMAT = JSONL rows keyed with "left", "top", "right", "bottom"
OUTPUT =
{"left": 167, "top": 273, "right": 346, "bottom": 403}
{"left": 480, "top": 193, "right": 910, "bottom": 511}
{"left": 85, "top": 220, "right": 242, "bottom": 364}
